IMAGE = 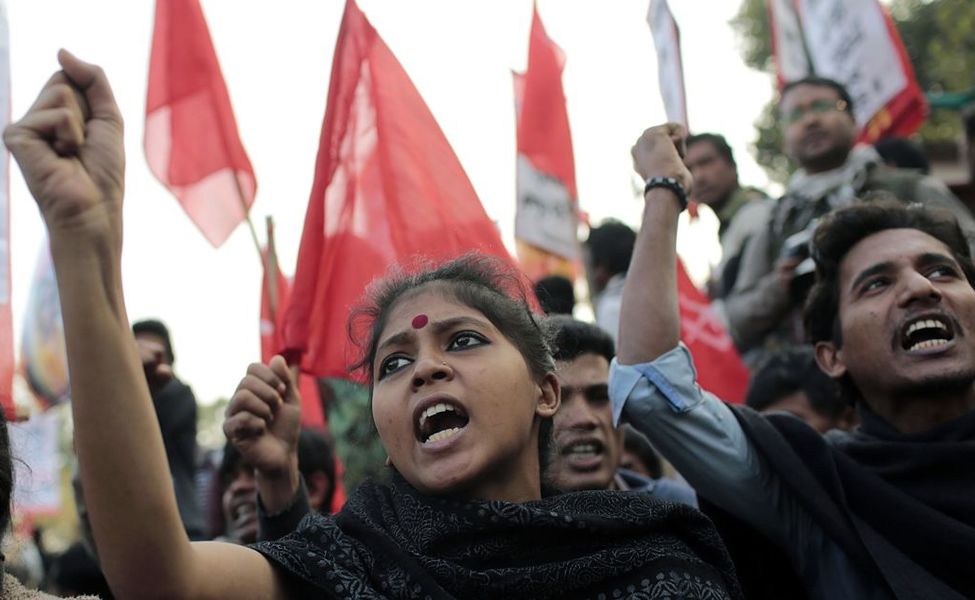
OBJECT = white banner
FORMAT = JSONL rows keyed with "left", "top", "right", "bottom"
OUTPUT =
{"left": 768, "top": 0, "right": 811, "bottom": 82}
{"left": 647, "top": 0, "right": 688, "bottom": 128}
{"left": 514, "top": 155, "right": 578, "bottom": 259}
{"left": 798, "top": 0, "right": 906, "bottom": 128}
{"left": 772, "top": 0, "right": 908, "bottom": 129}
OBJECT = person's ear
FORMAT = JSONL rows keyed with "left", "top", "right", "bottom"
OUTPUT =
{"left": 814, "top": 340, "right": 847, "bottom": 380}
{"left": 535, "top": 372, "right": 560, "bottom": 419}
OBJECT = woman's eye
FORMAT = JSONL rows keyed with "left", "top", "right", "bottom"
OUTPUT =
{"left": 378, "top": 355, "right": 412, "bottom": 379}
{"left": 448, "top": 332, "right": 487, "bottom": 351}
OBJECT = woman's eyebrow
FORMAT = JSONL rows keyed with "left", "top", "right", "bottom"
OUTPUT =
{"left": 376, "top": 316, "right": 491, "bottom": 353}
{"left": 429, "top": 316, "right": 492, "bottom": 334}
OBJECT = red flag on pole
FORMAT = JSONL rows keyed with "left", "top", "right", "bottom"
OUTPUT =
{"left": 513, "top": 5, "right": 580, "bottom": 281}
{"left": 145, "top": 0, "right": 256, "bottom": 247}
{"left": 260, "top": 219, "right": 325, "bottom": 427}
{"left": 768, "top": 0, "right": 927, "bottom": 143}
{"left": 283, "top": 0, "right": 513, "bottom": 378}
{"left": 0, "top": 0, "right": 12, "bottom": 419}
{"left": 677, "top": 260, "right": 748, "bottom": 403}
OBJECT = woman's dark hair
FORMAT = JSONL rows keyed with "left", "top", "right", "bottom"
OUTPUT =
{"left": 803, "top": 198, "right": 975, "bottom": 401}
{"left": 0, "top": 408, "right": 13, "bottom": 535}
{"left": 348, "top": 253, "right": 556, "bottom": 470}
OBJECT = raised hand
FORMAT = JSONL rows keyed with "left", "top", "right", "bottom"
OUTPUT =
{"left": 631, "top": 123, "right": 692, "bottom": 195}
{"left": 4, "top": 50, "right": 124, "bottom": 240}
{"left": 224, "top": 356, "right": 303, "bottom": 512}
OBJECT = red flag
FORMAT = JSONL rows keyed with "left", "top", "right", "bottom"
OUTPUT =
{"left": 260, "top": 220, "right": 325, "bottom": 427}
{"left": 145, "top": 0, "right": 256, "bottom": 247}
{"left": 677, "top": 260, "right": 749, "bottom": 403}
{"left": 283, "top": 0, "right": 513, "bottom": 378}
{"left": 513, "top": 6, "right": 579, "bottom": 281}
{"left": 261, "top": 220, "right": 347, "bottom": 511}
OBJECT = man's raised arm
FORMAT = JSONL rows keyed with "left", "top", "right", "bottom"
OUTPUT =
{"left": 617, "top": 124, "right": 691, "bottom": 364}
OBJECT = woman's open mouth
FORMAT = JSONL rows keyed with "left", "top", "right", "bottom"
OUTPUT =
{"left": 415, "top": 399, "right": 470, "bottom": 445}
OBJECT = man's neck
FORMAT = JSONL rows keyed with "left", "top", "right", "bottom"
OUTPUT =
{"left": 868, "top": 389, "right": 975, "bottom": 435}
{"left": 800, "top": 148, "right": 853, "bottom": 175}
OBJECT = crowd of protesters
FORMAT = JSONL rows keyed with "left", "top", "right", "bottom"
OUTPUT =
{"left": 0, "top": 42, "right": 973, "bottom": 600}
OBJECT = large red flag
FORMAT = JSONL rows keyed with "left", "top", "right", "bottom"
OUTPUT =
{"left": 677, "top": 260, "right": 749, "bottom": 403}
{"left": 145, "top": 0, "right": 256, "bottom": 247}
{"left": 513, "top": 5, "right": 580, "bottom": 281}
{"left": 283, "top": 0, "right": 513, "bottom": 378}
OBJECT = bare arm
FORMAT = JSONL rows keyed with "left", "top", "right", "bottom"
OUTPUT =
{"left": 617, "top": 124, "right": 693, "bottom": 365}
{"left": 5, "top": 51, "right": 289, "bottom": 600}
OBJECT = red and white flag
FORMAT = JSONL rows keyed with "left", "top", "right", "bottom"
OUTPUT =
{"left": 0, "top": 0, "right": 12, "bottom": 419}
{"left": 145, "top": 0, "right": 257, "bottom": 247}
{"left": 677, "top": 260, "right": 748, "bottom": 404}
{"left": 513, "top": 5, "right": 579, "bottom": 281}
{"left": 647, "top": 0, "right": 688, "bottom": 129}
{"left": 768, "top": 0, "right": 926, "bottom": 142}
{"left": 261, "top": 219, "right": 347, "bottom": 512}
{"left": 283, "top": 0, "right": 513, "bottom": 378}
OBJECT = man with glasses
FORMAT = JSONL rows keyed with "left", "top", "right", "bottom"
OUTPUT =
{"left": 720, "top": 76, "right": 975, "bottom": 366}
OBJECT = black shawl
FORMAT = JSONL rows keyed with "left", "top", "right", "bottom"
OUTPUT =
{"left": 254, "top": 474, "right": 741, "bottom": 599}
{"left": 732, "top": 404, "right": 975, "bottom": 600}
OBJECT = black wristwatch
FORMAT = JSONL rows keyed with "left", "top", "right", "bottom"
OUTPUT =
{"left": 643, "top": 176, "right": 688, "bottom": 211}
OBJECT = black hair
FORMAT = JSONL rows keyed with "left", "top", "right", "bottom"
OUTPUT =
{"left": 781, "top": 76, "right": 855, "bottom": 117}
{"left": 219, "top": 428, "right": 337, "bottom": 514}
{"left": 746, "top": 347, "right": 847, "bottom": 419}
{"left": 621, "top": 424, "right": 662, "bottom": 480}
{"left": 347, "top": 253, "right": 556, "bottom": 473}
{"left": 132, "top": 318, "right": 175, "bottom": 364}
{"left": 534, "top": 275, "right": 576, "bottom": 316}
{"left": 545, "top": 316, "right": 615, "bottom": 364}
{"left": 686, "top": 133, "right": 737, "bottom": 168}
{"left": 804, "top": 198, "right": 975, "bottom": 402}
{"left": 585, "top": 220, "right": 636, "bottom": 277}
{"left": 874, "top": 137, "right": 930, "bottom": 174}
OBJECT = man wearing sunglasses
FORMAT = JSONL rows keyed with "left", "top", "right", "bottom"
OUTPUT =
{"left": 719, "top": 76, "right": 975, "bottom": 367}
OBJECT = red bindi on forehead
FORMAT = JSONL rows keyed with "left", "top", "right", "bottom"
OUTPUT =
{"left": 411, "top": 314, "right": 429, "bottom": 329}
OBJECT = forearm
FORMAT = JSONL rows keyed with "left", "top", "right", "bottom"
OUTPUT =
{"left": 617, "top": 189, "right": 681, "bottom": 364}
{"left": 612, "top": 354, "right": 790, "bottom": 544}
{"left": 51, "top": 236, "right": 197, "bottom": 598}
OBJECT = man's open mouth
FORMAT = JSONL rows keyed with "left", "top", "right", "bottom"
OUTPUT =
{"left": 415, "top": 400, "right": 469, "bottom": 444}
{"left": 900, "top": 314, "right": 955, "bottom": 352}
{"left": 561, "top": 439, "right": 605, "bottom": 470}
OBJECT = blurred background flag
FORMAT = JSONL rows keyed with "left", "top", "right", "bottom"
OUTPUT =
{"left": 144, "top": 0, "right": 257, "bottom": 247}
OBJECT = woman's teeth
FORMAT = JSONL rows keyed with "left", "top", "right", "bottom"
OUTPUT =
{"left": 425, "top": 427, "right": 461, "bottom": 443}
